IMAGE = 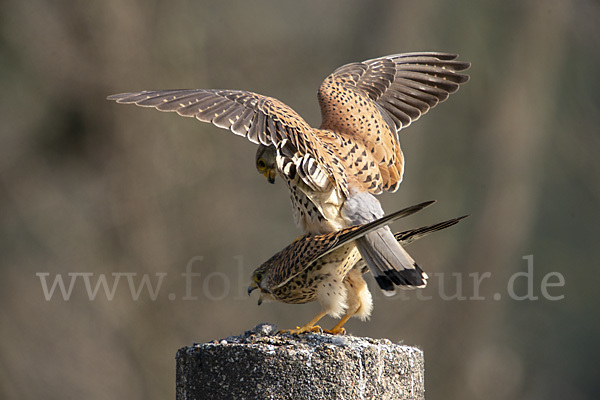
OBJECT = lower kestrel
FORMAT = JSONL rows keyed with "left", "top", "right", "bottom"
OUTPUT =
{"left": 248, "top": 201, "right": 468, "bottom": 334}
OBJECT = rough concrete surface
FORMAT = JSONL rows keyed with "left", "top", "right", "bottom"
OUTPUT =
{"left": 176, "top": 323, "right": 425, "bottom": 400}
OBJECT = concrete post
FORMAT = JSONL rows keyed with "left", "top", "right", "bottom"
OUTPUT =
{"left": 176, "top": 324, "right": 425, "bottom": 400}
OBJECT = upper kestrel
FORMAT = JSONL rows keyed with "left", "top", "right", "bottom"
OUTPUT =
{"left": 108, "top": 52, "right": 470, "bottom": 296}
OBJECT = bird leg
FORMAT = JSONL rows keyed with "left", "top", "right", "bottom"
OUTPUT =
{"left": 280, "top": 310, "right": 328, "bottom": 334}
{"left": 323, "top": 312, "right": 352, "bottom": 335}
{"left": 323, "top": 269, "right": 372, "bottom": 335}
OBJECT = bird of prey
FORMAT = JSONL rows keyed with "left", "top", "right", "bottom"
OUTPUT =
{"left": 108, "top": 52, "right": 470, "bottom": 296}
{"left": 248, "top": 200, "right": 468, "bottom": 334}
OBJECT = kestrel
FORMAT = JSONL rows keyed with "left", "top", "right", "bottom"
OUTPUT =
{"left": 108, "top": 52, "right": 470, "bottom": 296}
{"left": 247, "top": 201, "right": 467, "bottom": 334}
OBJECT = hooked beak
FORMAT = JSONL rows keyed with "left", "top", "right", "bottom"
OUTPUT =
{"left": 263, "top": 169, "right": 276, "bottom": 184}
{"left": 248, "top": 283, "right": 258, "bottom": 296}
{"left": 247, "top": 283, "right": 264, "bottom": 306}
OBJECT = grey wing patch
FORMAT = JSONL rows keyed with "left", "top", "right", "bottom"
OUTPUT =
{"left": 107, "top": 89, "right": 312, "bottom": 147}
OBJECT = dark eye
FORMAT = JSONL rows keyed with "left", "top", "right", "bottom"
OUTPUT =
{"left": 257, "top": 159, "right": 266, "bottom": 170}
{"left": 255, "top": 273, "right": 262, "bottom": 282}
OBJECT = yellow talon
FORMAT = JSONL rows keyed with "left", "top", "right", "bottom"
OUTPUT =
{"left": 280, "top": 325, "right": 324, "bottom": 334}
{"left": 323, "top": 327, "right": 346, "bottom": 335}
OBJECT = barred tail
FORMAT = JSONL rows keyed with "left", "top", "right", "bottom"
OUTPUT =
{"left": 356, "top": 229, "right": 428, "bottom": 296}
{"left": 341, "top": 191, "right": 429, "bottom": 295}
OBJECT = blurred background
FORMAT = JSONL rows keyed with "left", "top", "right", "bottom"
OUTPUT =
{"left": 1, "top": 0, "right": 598, "bottom": 399}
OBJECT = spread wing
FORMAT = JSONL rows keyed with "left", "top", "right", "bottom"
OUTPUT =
{"left": 108, "top": 89, "right": 349, "bottom": 191}
{"left": 317, "top": 52, "right": 470, "bottom": 193}
{"left": 108, "top": 89, "right": 354, "bottom": 195}
{"left": 108, "top": 53, "right": 470, "bottom": 197}
{"left": 108, "top": 89, "right": 313, "bottom": 148}
{"left": 324, "top": 52, "right": 471, "bottom": 132}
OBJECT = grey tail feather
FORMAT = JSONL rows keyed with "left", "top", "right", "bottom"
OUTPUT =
{"left": 336, "top": 198, "right": 436, "bottom": 294}
{"left": 356, "top": 227, "right": 428, "bottom": 295}
{"left": 395, "top": 215, "right": 470, "bottom": 246}
{"left": 355, "top": 215, "right": 469, "bottom": 293}
{"left": 334, "top": 198, "right": 438, "bottom": 294}
{"left": 357, "top": 215, "right": 470, "bottom": 293}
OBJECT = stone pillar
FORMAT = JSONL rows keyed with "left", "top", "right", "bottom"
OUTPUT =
{"left": 176, "top": 324, "right": 425, "bottom": 399}
{"left": 176, "top": 324, "right": 425, "bottom": 400}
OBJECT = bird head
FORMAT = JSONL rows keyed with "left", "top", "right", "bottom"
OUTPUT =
{"left": 248, "top": 265, "right": 274, "bottom": 305}
{"left": 255, "top": 144, "right": 277, "bottom": 184}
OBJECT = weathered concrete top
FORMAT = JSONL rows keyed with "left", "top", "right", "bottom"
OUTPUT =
{"left": 176, "top": 324, "right": 425, "bottom": 400}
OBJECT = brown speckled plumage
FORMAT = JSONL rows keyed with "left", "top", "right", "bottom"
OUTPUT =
{"left": 108, "top": 52, "right": 470, "bottom": 307}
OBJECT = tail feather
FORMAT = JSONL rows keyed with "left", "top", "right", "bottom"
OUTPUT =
{"left": 357, "top": 239, "right": 397, "bottom": 295}
{"left": 356, "top": 227, "right": 428, "bottom": 294}
{"left": 354, "top": 215, "right": 468, "bottom": 291}
{"left": 341, "top": 192, "right": 467, "bottom": 295}
{"left": 341, "top": 192, "right": 431, "bottom": 294}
